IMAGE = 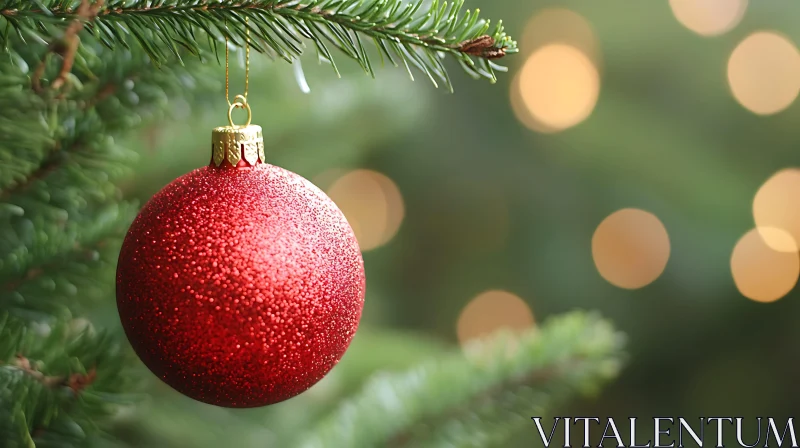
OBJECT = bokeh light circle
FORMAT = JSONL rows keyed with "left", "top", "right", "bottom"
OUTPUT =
{"left": 510, "top": 73, "right": 557, "bottom": 133}
{"left": 327, "top": 169, "right": 404, "bottom": 251}
{"left": 731, "top": 227, "right": 799, "bottom": 303}
{"left": 669, "top": 0, "right": 748, "bottom": 36}
{"left": 515, "top": 44, "right": 600, "bottom": 132}
{"left": 592, "top": 208, "right": 671, "bottom": 289}
{"left": 521, "top": 8, "right": 599, "bottom": 63}
{"left": 753, "top": 168, "right": 800, "bottom": 252}
{"left": 456, "top": 290, "right": 534, "bottom": 346}
{"left": 727, "top": 32, "right": 800, "bottom": 115}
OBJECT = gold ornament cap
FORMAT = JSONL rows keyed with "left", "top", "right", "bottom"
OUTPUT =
{"left": 211, "top": 100, "right": 265, "bottom": 168}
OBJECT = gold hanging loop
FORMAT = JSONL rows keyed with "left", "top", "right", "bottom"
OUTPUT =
{"left": 228, "top": 100, "right": 252, "bottom": 127}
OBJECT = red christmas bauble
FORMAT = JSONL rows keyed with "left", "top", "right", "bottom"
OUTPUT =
{"left": 116, "top": 125, "right": 365, "bottom": 408}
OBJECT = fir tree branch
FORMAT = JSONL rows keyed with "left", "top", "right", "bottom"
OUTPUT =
{"left": 0, "top": 0, "right": 518, "bottom": 91}
{"left": 0, "top": 312, "right": 135, "bottom": 446}
{"left": 298, "top": 312, "right": 625, "bottom": 448}
{"left": 0, "top": 39, "right": 214, "bottom": 445}
{"left": 0, "top": 41, "right": 161, "bottom": 199}
{"left": 0, "top": 113, "right": 136, "bottom": 282}
{"left": 0, "top": 74, "right": 54, "bottom": 194}
{"left": 0, "top": 41, "right": 208, "bottom": 294}
{"left": 0, "top": 202, "right": 137, "bottom": 320}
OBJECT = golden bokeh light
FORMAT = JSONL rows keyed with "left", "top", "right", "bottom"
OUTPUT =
{"left": 727, "top": 32, "right": 800, "bottom": 115}
{"left": 515, "top": 44, "right": 600, "bottom": 132}
{"left": 753, "top": 168, "right": 800, "bottom": 252}
{"left": 521, "top": 8, "right": 599, "bottom": 63}
{"left": 510, "top": 73, "right": 558, "bottom": 134}
{"left": 592, "top": 208, "right": 671, "bottom": 289}
{"left": 456, "top": 290, "right": 534, "bottom": 346}
{"left": 669, "top": 0, "right": 747, "bottom": 36}
{"left": 731, "top": 227, "right": 799, "bottom": 303}
{"left": 326, "top": 169, "right": 404, "bottom": 251}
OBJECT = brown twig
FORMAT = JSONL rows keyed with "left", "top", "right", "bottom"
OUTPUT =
{"left": 31, "top": 0, "right": 105, "bottom": 93}
{"left": 67, "top": 368, "right": 97, "bottom": 393}
{"left": 84, "top": 82, "right": 119, "bottom": 109}
{"left": 12, "top": 355, "right": 63, "bottom": 388}
{"left": 11, "top": 355, "right": 98, "bottom": 393}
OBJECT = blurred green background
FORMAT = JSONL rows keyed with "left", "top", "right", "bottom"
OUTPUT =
{"left": 101, "top": 0, "right": 800, "bottom": 445}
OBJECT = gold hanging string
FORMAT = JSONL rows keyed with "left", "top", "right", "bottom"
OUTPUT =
{"left": 212, "top": 17, "right": 264, "bottom": 168}
{"left": 225, "top": 17, "right": 251, "bottom": 126}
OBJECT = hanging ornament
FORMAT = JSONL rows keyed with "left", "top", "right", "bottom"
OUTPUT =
{"left": 115, "top": 27, "right": 365, "bottom": 408}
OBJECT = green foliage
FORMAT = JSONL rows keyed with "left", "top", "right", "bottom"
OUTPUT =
{"left": 0, "top": 38, "right": 207, "bottom": 444}
{"left": 0, "top": 83, "right": 51, "bottom": 194}
{"left": 299, "top": 312, "right": 624, "bottom": 448}
{"left": 0, "top": 41, "right": 207, "bottom": 319}
{"left": 0, "top": 313, "right": 134, "bottom": 448}
{"left": 0, "top": 0, "right": 517, "bottom": 91}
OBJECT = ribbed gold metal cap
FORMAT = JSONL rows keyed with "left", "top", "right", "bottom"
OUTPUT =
{"left": 211, "top": 124, "right": 264, "bottom": 168}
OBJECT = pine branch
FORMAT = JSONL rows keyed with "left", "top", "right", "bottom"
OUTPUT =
{"left": 0, "top": 0, "right": 518, "bottom": 91}
{"left": 0, "top": 109, "right": 136, "bottom": 281}
{"left": 0, "top": 202, "right": 138, "bottom": 320}
{"left": 298, "top": 312, "right": 625, "bottom": 448}
{"left": 0, "top": 312, "right": 135, "bottom": 447}
{"left": 0, "top": 38, "right": 218, "bottom": 446}
{"left": 0, "top": 64, "right": 54, "bottom": 194}
{"left": 0, "top": 42, "right": 210, "bottom": 317}
{"left": 0, "top": 39, "right": 180, "bottom": 200}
